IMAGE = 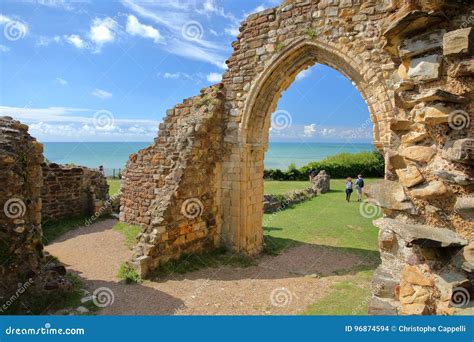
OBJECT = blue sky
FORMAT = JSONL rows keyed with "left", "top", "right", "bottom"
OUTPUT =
{"left": 0, "top": 0, "right": 372, "bottom": 143}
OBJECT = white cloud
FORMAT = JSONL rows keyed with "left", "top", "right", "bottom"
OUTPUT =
{"left": 37, "top": 35, "right": 61, "bottom": 46}
{"left": 55, "top": 77, "right": 68, "bottom": 86}
{"left": 36, "top": 0, "right": 74, "bottom": 10}
{"left": 65, "top": 34, "right": 86, "bottom": 49}
{"left": 296, "top": 69, "right": 311, "bottom": 81}
{"left": 0, "top": 44, "right": 10, "bottom": 53}
{"left": 121, "top": 0, "right": 229, "bottom": 69}
{"left": 303, "top": 124, "right": 316, "bottom": 137}
{"left": 92, "top": 88, "right": 113, "bottom": 99}
{"left": 268, "top": 123, "right": 372, "bottom": 142}
{"left": 224, "top": 26, "right": 239, "bottom": 37}
{"left": 126, "top": 15, "right": 161, "bottom": 43}
{"left": 252, "top": 5, "right": 266, "bottom": 13}
{"left": 202, "top": 0, "right": 217, "bottom": 13}
{"left": 90, "top": 17, "right": 117, "bottom": 46}
{"left": 206, "top": 72, "right": 222, "bottom": 83}
{"left": 0, "top": 105, "right": 158, "bottom": 126}
{"left": 0, "top": 14, "right": 11, "bottom": 24}
{"left": 161, "top": 72, "right": 191, "bottom": 80}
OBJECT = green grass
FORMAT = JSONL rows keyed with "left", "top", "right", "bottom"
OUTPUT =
{"left": 107, "top": 179, "right": 121, "bottom": 196}
{"left": 42, "top": 217, "right": 89, "bottom": 244}
{"left": 263, "top": 179, "right": 381, "bottom": 254}
{"left": 112, "top": 222, "right": 141, "bottom": 249}
{"left": 118, "top": 263, "right": 142, "bottom": 284}
{"left": 262, "top": 178, "right": 381, "bottom": 315}
{"left": 264, "top": 180, "right": 310, "bottom": 195}
{"left": 303, "top": 269, "right": 374, "bottom": 315}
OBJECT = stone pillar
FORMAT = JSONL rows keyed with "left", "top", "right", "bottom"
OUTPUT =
{"left": 0, "top": 117, "right": 71, "bottom": 307}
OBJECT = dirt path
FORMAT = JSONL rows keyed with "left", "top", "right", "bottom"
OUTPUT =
{"left": 45, "top": 219, "right": 370, "bottom": 315}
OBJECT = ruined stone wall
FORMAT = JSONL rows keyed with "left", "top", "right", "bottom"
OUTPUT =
{"left": 219, "top": 0, "right": 399, "bottom": 256}
{"left": 121, "top": 85, "right": 226, "bottom": 275}
{"left": 41, "top": 163, "right": 109, "bottom": 223}
{"left": 364, "top": 1, "right": 474, "bottom": 315}
{"left": 0, "top": 117, "right": 70, "bottom": 303}
{"left": 0, "top": 116, "right": 44, "bottom": 298}
{"left": 121, "top": 0, "right": 473, "bottom": 315}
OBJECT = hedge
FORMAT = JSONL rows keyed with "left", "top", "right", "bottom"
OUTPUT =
{"left": 264, "top": 151, "right": 384, "bottom": 180}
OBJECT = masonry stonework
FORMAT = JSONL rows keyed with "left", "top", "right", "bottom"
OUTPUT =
{"left": 0, "top": 117, "right": 71, "bottom": 303}
{"left": 121, "top": 0, "right": 473, "bottom": 314}
{"left": 41, "top": 163, "right": 109, "bottom": 223}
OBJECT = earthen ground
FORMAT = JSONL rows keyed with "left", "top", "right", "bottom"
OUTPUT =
{"left": 45, "top": 219, "right": 370, "bottom": 315}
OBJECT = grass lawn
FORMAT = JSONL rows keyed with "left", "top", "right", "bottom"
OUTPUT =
{"left": 264, "top": 180, "right": 309, "bottom": 195}
{"left": 263, "top": 178, "right": 382, "bottom": 315}
{"left": 107, "top": 179, "right": 121, "bottom": 196}
{"left": 112, "top": 222, "right": 141, "bottom": 249}
{"left": 42, "top": 217, "right": 90, "bottom": 244}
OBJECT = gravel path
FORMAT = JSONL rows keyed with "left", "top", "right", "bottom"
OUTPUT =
{"left": 45, "top": 219, "right": 369, "bottom": 315}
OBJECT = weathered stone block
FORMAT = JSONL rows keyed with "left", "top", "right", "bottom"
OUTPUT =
{"left": 454, "top": 196, "right": 474, "bottom": 221}
{"left": 373, "top": 218, "right": 468, "bottom": 248}
{"left": 407, "top": 54, "right": 441, "bottom": 81}
{"left": 442, "top": 139, "right": 474, "bottom": 164}
{"left": 399, "top": 29, "right": 445, "bottom": 58}
{"left": 412, "top": 103, "right": 451, "bottom": 125}
{"left": 364, "top": 180, "right": 416, "bottom": 213}
{"left": 443, "top": 27, "right": 474, "bottom": 56}
{"left": 410, "top": 181, "right": 449, "bottom": 200}
{"left": 396, "top": 165, "right": 424, "bottom": 187}
{"left": 400, "top": 145, "right": 436, "bottom": 163}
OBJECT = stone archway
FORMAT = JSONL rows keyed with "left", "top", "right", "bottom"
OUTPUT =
{"left": 121, "top": 0, "right": 473, "bottom": 315}
{"left": 220, "top": 38, "right": 393, "bottom": 256}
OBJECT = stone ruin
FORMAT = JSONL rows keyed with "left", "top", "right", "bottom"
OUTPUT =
{"left": 263, "top": 170, "right": 330, "bottom": 213}
{"left": 0, "top": 0, "right": 471, "bottom": 316}
{"left": 0, "top": 117, "right": 70, "bottom": 305}
{"left": 0, "top": 117, "right": 109, "bottom": 306}
{"left": 121, "top": 0, "right": 474, "bottom": 315}
{"left": 41, "top": 163, "right": 109, "bottom": 224}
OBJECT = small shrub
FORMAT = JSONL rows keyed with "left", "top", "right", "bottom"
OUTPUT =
{"left": 118, "top": 263, "right": 142, "bottom": 284}
{"left": 306, "top": 28, "right": 317, "bottom": 39}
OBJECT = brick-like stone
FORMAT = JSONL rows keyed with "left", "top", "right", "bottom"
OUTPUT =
{"left": 443, "top": 27, "right": 474, "bottom": 56}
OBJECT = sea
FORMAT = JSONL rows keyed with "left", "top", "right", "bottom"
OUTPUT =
{"left": 43, "top": 142, "right": 374, "bottom": 176}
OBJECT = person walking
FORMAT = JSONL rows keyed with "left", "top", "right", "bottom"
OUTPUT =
{"left": 308, "top": 167, "right": 318, "bottom": 183}
{"left": 355, "top": 174, "right": 365, "bottom": 202}
{"left": 345, "top": 177, "right": 353, "bottom": 202}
